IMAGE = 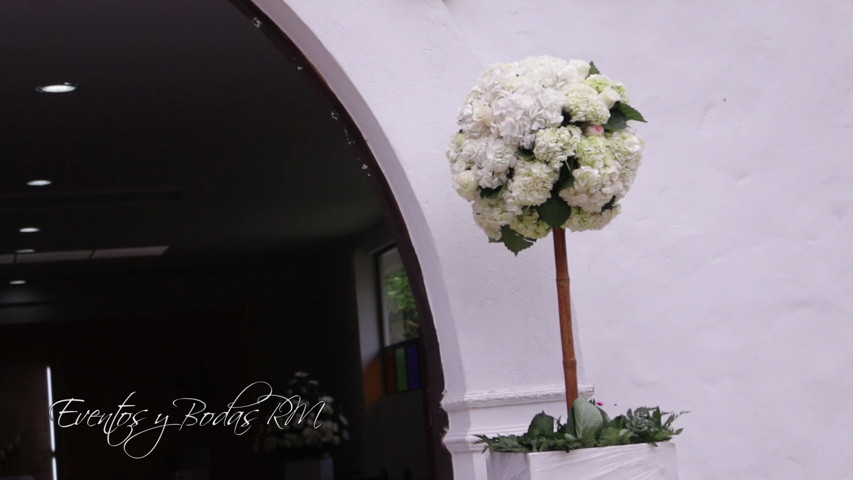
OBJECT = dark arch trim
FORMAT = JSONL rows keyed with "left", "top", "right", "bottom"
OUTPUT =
{"left": 224, "top": 1, "right": 453, "bottom": 477}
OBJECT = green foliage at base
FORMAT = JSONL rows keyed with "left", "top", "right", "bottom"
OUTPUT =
{"left": 475, "top": 399, "right": 686, "bottom": 453}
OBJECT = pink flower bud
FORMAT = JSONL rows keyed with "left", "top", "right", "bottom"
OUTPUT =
{"left": 584, "top": 125, "right": 605, "bottom": 136}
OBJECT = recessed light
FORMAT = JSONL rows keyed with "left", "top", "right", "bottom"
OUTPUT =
{"left": 27, "top": 179, "right": 52, "bottom": 187}
{"left": 16, "top": 249, "right": 35, "bottom": 254}
{"left": 36, "top": 83, "right": 77, "bottom": 94}
{"left": 19, "top": 227, "right": 40, "bottom": 233}
{"left": 9, "top": 280, "right": 27, "bottom": 285}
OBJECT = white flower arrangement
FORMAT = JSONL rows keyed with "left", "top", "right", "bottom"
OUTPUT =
{"left": 257, "top": 371, "right": 349, "bottom": 458}
{"left": 448, "top": 56, "right": 646, "bottom": 253}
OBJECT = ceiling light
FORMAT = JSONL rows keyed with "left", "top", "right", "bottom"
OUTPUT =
{"left": 15, "top": 249, "right": 35, "bottom": 254}
{"left": 9, "top": 280, "right": 27, "bottom": 285}
{"left": 27, "top": 179, "right": 52, "bottom": 187}
{"left": 36, "top": 83, "right": 77, "bottom": 93}
{"left": 19, "top": 227, "right": 40, "bottom": 233}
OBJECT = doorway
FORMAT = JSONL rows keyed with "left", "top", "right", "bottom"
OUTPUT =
{"left": 0, "top": 0, "right": 449, "bottom": 478}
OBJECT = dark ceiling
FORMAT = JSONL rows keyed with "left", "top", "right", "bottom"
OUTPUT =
{"left": 0, "top": 0, "right": 384, "bottom": 311}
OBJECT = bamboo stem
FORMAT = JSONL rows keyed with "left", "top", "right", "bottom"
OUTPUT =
{"left": 553, "top": 227, "right": 579, "bottom": 415}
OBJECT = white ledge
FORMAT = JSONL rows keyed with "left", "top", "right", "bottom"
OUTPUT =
{"left": 442, "top": 384, "right": 595, "bottom": 453}
{"left": 442, "top": 383, "right": 594, "bottom": 412}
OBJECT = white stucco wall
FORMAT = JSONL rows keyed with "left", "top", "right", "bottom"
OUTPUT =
{"left": 256, "top": 1, "right": 853, "bottom": 479}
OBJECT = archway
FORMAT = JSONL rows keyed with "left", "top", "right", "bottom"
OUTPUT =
{"left": 224, "top": 1, "right": 453, "bottom": 477}
{"left": 0, "top": 0, "right": 451, "bottom": 478}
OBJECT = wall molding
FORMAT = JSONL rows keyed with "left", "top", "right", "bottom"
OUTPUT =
{"left": 444, "top": 428, "right": 528, "bottom": 453}
{"left": 442, "top": 384, "right": 595, "bottom": 453}
{"left": 442, "top": 383, "right": 594, "bottom": 412}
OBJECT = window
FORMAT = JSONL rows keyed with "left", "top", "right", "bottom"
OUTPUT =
{"left": 377, "top": 247, "right": 421, "bottom": 393}
{"left": 378, "top": 247, "right": 420, "bottom": 345}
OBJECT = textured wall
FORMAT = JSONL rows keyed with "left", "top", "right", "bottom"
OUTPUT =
{"left": 445, "top": 1, "right": 853, "bottom": 479}
{"left": 259, "top": 0, "right": 853, "bottom": 478}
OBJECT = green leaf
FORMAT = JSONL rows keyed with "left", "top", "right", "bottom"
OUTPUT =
{"left": 588, "top": 61, "right": 600, "bottom": 76}
{"left": 475, "top": 406, "right": 685, "bottom": 453}
{"left": 567, "top": 155, "right": 579, "bottom": 171}
{"left": 599, "top": 427, "right": 632, "bottom": 446}
{"left": 601, "top": 196, "right": 617, "bottom": 211}
{"left": 480, "top": 186, "right": 502, "bottom": 199}
{"left": 579, "top": 429, "right": 598, "bottom": 447}
{"left": 537, "top": 195, "right": 571, "bottom": 228}
{"left": 593, "top": 401, "right": 612, "bottom": 424}
{"left": 604, "top": 109, "right": 628, "bottom": 132}
{"left": 609, "top": 414, "right": 626, "bottom": 430}
{"left": 573, "top": 398, "right": 605, "bottom": 437}
{"left": 555, "top": 159, "right": 575, "bottom": 191}
{"left": 498, "top": 226, "right": 535, "bottom": 255}
{"left": 617, "top": 102, "right": 647, "bottom": 123}
{"left": 516, "top": 147, "right": 535, "bottom": 161}
{"left": 527, "top": 412, "right": 555, "bottom": 436}
{"left": 558, "top": 410, "right": 576, "bottom": 437}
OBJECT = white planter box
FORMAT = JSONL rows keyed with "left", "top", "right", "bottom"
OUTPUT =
{"left": 487, "top": 442, "right": 678, "bottom": 480}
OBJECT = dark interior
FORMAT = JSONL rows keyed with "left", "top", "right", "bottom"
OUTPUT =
{"left": 0, "top": 1, "right": 440, "bottom": 479}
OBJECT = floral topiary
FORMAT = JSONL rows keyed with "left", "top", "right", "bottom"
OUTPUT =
{"left": 448, "top": 57, "right": 646, "bottom": 254}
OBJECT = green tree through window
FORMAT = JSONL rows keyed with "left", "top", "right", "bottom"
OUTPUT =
{"left": 384, "top": 268, "right": 419, "bottom": 343}
{"left": 379, "top": 247, "right": 420, "bottom": 345}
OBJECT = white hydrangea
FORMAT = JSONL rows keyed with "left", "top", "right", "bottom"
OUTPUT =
{"left": 584, "top": 74, "right": 629, "bottom": 107}
{"left": 452, "top": 136, "right": 518, "bottom": 189}
{"left": 510, "top": 209, "right": 551, "bottom": 239}
{"left": 575, "top": 135, "right": 614, "bottom": 169}
{"left": 449, "top": 56, "right": 645, "bottom": 246}
{"left": 446, "top": 132, "right": 466, "bottom": 168}
{"left": 563, "top": 205, "right": 621, "bottom": 232}
{"left": 452, "top": 170, "right": 479, "bottom": 201}
{"left": 564, "top": 84, "right": 610, "bottom": 125}
{"left": 533, "top": 126, "right": 582, "bottom": 168}
{"left": 450, "top": 135, "right": 487, "bottom": 172}
{"left": 598, "top": 87, "right": 621, "bottom": 110}
{"left": 609, "top": 130, "right": 643, "bottom": 163}
{"left": 489, "top": 80, "right": 564, "bottom": 148}
{"left": 475, "top": 138, "right": 518, "bottom": 189}
{"left": 472, "top": 196, "right": 514, "bottom": 240}
{"left": 519, "top": 56, "right": 590, "bottom": 92}
{"left": 609, "top": 130, "right": 644, "bottom": 198}
{"left": 457, "top": 62, "right": 517, "bottom": 139}
{"left": 559, "top": 132, "right": 642, "bottom": 212}
{"left": 458, "top": 61, "right": 564, "bottom": 148}
{"left": 504, "top": 159, "right": 560, "bottom": 213}
{"left": 559, "top": 165, "right": 617, "bottom": 213}
{"left": 583, "top": 74, "right": 628, "bottom": 110}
